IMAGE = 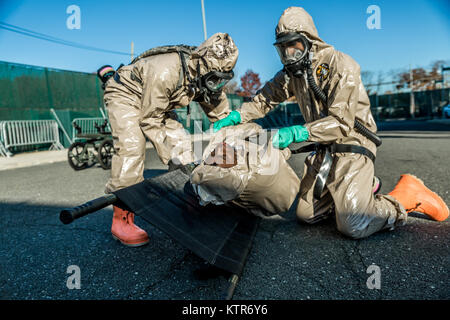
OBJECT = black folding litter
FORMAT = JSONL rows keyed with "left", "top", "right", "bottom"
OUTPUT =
{"left": 60, "top": 168, "right": 260, "bottom": 299}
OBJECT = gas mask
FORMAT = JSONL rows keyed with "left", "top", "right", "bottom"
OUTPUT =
{"left": 192, "top": 61, "right": 234, "bottom": 104}
{"left": 274, "top": 32, "right": 310, "bottom": 77}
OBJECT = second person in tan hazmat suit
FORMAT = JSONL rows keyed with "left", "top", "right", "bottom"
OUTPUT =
{"left": 104, "top": 33, "right": 239, "bottom": 246}
{"left": 214, "top": 7, "right": 449, "bottom": 239}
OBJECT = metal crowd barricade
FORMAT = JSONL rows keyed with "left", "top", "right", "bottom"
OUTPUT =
{"left": 0, "top": 120, "right": 64, "bottom": 157}
{"left": 71, "top": 117, "right": 111, "bottom": 141}
{"left": 0, "top": 122, "right": 11, "bottom": 157}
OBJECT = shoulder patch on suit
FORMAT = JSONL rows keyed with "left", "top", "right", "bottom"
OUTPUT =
{"left": 316, "top": 63, "right": 330, "bottom": 81}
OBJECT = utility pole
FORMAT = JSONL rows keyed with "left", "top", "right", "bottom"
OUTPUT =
{"left": 201, "top": 0, "right": 207, "bottom": 41}
{"left": 131, "top": 41, "right": 134, "bottom": 62}
{"left": 409, "top": 64, "right": 415, "bottom": 118}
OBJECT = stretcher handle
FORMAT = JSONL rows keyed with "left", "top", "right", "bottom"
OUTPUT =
{"left": 225, "top": 274, "right": 240, "bottom": 300}
{"left": 60, "top": 194, "right": 117, "bottom": 224}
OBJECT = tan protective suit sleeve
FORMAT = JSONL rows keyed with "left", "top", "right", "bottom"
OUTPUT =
{"left": 238, "top": 71, "right": 292, "bottom": 123}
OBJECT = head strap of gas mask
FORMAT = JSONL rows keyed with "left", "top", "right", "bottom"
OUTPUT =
{"left": 274, "top": 32, "right": 311, "bottom": 78}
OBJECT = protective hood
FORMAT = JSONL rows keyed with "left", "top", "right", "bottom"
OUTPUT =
{"left": 275, "top": 7, "right": 330, "bottom": 57}
{"left": 189, "top": 32, "right": 239, "bottom": 75}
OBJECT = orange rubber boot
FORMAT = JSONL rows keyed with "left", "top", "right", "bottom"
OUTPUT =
{"left": 111, "top": 206, "right": 149, "bottom": 247}
{"left": 388, "top": 174, "right": 449, "bottom": 221}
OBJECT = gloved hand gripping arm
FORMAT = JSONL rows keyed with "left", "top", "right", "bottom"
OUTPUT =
{"left": 272, "top": 125, "right": 309, "bottom": 149}
{"left": 213, "top": 110, "right": 242, "bottom": 132}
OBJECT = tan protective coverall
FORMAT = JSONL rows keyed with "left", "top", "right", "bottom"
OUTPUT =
{"left": 190, "top": 123, "right": 300, "bottom": 218}
{"left": 104, "top": 33, "right": 238, "bottom": 193}
{"left": 238, "top": 7, "right": 407, "bottom": 238}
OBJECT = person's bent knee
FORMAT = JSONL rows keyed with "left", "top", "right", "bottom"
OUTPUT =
{"left": 296, "top": 213, "right": 317, "bottom": 224}
{"left": 296, "top": 197, "right": 333, "bottom": 225}
{"left": 296, "top": 204, "right": 330, "bottom": 224}
{"left": 335, "top": 212, "right": 370, "bottom": 239}
{"left": 296, "top": 202, "right": 316, "bottom": 224}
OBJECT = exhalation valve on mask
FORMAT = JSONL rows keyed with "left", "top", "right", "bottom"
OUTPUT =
{"left": 195, "top": 86, "right": 221, "bottom": 104}
{"left": 284, "top": 56, "right": 311, "bottom": 77}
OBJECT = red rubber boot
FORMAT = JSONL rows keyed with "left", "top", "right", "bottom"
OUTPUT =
{"left": 111, "top": 206, "right": 149, "bottom": 247}
{"left": 388, "top": 174, "right": 449, "bottom": 221}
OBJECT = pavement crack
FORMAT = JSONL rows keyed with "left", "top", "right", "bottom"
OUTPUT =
{"left": 353, "top": 241, "right": 368, "bottom": 269}
{"left": 338, "top": 240, "right": 365, "bottom": 289}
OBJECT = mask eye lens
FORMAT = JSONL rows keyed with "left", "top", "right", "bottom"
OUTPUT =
{"left": 286, "top": 47, "right": 297, "bottom": 56}
{"left": 284, "top": 41, "right": 297, "bottom": 48}
{"left": 215, "top": 81, "right": 227, "bottom": 90}
{"left": 275, "top": 39, "right": 307, "bottom": 66}
{"left": 205, "top": 73, "right": 232, "bottom": 91}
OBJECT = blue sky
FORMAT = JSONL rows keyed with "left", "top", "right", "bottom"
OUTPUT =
{"left": 0, "top": 0, "right": 449, "bottom": 84}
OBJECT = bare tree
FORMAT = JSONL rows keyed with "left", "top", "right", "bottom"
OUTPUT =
{"left": 395, "top": 61, "right": 445, "bottom": 91}
{"left": 375, "top": 71, "right": 384, "bottom": 95}
{"left": 361, "top": 71, "right": 374, "bottom": 86}
{"left": 361, "top": 71, "right": 374, "bottom": 95}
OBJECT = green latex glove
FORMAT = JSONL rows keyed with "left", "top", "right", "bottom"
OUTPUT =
{"left": 213, "top": 110, "right": 241, "bottom": 132}
{"left": 272, "top": 125, "right": 309, "bottom": 149}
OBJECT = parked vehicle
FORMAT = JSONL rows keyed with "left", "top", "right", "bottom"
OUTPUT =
{"left": 443, "top": 104, "right": 450, "bottom": 118}
{"left": 67, "top": 119, "right": 115, "bottom": 170}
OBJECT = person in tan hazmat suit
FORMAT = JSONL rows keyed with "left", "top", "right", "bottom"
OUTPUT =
{"left": 103, "top": 33, "right": 239, "bottom": 246}
{"left": 214, "top": 7, "right": 449, "bottom": 239}
{"left": 190, "top": 123, "right": 301, "bottom": 218}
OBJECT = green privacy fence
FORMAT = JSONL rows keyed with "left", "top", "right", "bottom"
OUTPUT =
{"left": 0, "top": 60, "right": 103, "bottom": 121}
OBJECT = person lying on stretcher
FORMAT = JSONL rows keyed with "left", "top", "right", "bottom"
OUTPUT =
{"left": 190, "top": 123, "right": 300, "bottom": 218}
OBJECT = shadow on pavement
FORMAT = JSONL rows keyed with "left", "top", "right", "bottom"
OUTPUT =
{"left": 0, "top": 201, "right": 231, "bottom": 300}
{"left": 0, "top": 199, "right": 448, "bottom": 300}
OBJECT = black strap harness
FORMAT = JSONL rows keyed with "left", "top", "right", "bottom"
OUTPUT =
{"left": 288, "top": 59, "right": 380, "bottom": 200}
{"left": 291, "top": 142, "right": 376, "bottom": 200}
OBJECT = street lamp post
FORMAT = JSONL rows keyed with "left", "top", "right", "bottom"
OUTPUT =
{"left": 201, "top": 0, "right": 207, "bottom": 41}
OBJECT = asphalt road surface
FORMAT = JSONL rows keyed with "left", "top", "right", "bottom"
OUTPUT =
{"left": 1, "top": 121, "right": 449, "bottom": 300}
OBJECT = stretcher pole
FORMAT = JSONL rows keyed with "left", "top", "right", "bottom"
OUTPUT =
{"left": 225, "top": 274, "right": 240, "bottom": 300}
{"left": 223, "top": 217, "right": 260, "bottom": 300}
{"left": 60, "top": 194, "right": 117, "bottom": 224}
